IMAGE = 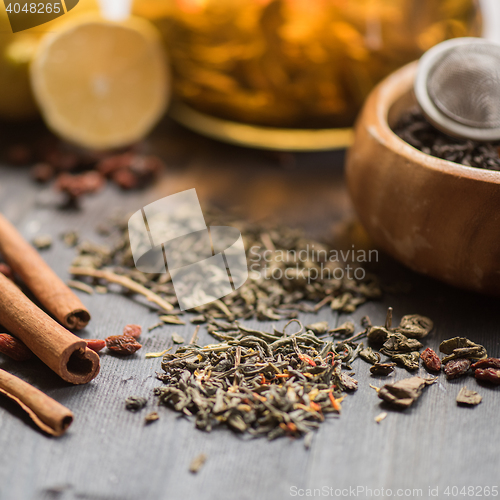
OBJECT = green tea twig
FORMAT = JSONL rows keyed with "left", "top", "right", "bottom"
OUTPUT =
{"left": 69, "top": 267, "right": 174, "bottom": 312}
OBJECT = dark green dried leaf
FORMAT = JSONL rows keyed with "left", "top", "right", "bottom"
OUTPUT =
{"left": 395, "top": 314, "right": 433, "bottom": 339}
{"left": 392, "top": 351, "right": 420, "bottom": 371}
{"left": 359, "top": 347, "right": 379, "bottom": 365}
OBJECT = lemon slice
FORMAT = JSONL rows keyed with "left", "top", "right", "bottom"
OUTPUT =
{"left": 30, "top": 14, "right": 169, "bottom": 150}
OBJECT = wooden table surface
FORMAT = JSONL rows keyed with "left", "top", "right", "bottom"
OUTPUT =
{"left": 0, "top": 119, "right": 499, "bottom": 500}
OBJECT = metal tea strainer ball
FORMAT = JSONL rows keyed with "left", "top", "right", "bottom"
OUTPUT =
{"left": 414, "top": 37, "right": 500, "bottom": 142}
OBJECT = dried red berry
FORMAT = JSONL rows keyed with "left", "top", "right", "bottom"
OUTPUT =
{"left": 420, "top": 348, "right": 441, "bottom": 372}
{"left": 96, "top": 152, "right": 133, "bottom": 177}
{"left": 112, "top": 168, "right": 138, "bottom": 189}
{"left": 86, "top": 339, "right": 106, "bottom": 353}
{"left": 105, "top": 334, "right": 142, "bottom": 355}
{"left": 0, "top": 263, "right": 14, "bottom": 280}
{"left": 0, "top": 333, "right": 33, "bottom": 361}
{"left": 56, "top": 171, "right": 105, "bottom": 198}
{"left": 444, "top": 358, "right": 471, "bottom": 379}
{"left": 471, "top": 358, "right": 500, "bottom": 370}
{"left": 31, "top": 163, "right": 56, "bottom": 183}
{"left": 123, "top": 324, "right": 142, "bottom": 339}
{"left": 474, "top": 368, "right": 500, "bottom": 385}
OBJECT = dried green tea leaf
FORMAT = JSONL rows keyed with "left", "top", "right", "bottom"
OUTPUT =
{"left": 190, "top": 315, "right": 206, "bottom": 324}
{"left": 440, "top": 337, "right": 482, "bottom": 354}
{"left": 305, "top": 321, "right": 329, "bottom": 335}
{"left": 359, "top": 347, "right": 379, "bottom": 365}
{"left": 367, "top": 326, "right": 391, "bottom": 343}
{"left": 456, "top": 387, "right": 482, "bottom": 406}
{"left": 392, "top": 351, "right": 420, "bottom": 371}
{"left": 370, "top": 362, "right": 396, "bottom": 376}
{"left": 440, "top": 337, "right": 487, "bottom": 362}
{"left": 377, "top": 376, "right": 437, "bottom": 409}
{"left": 160, "top": 315, "right": 186, "bottom": 325}
{"left": 339, "top": 372, "right": 358, "bottom": 391}
{"left": 125, "top": 396, "right": 147, "bottom": 412}
{"left": 61, "top": 230, "right": 79, "bottom": 247}
{"left": 395, "top": 314, "right": 433, "bottom": 339}
{"left": 329, "top": 321, "right": 355, "bottom": 337}
{"left": 172, "top": 333, "right": 185, "bottom": 344}
{"left": 32, "top": 234, "right": 52, "bottom": 250}
{"left": 380, "top": 333, "right": 422, "bottom": 356}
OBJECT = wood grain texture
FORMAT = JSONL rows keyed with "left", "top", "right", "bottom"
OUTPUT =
{"left": 0, "top": 121, "right": 499, "bottom": 500}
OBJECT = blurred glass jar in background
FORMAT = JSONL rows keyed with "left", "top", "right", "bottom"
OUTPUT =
{"left": 134, "top": 0, "right": 481, "bottom": 146}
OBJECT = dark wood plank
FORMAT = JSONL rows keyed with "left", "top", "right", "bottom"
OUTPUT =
{"left": 0, "top": 121, "right": 499, "bottom": 500}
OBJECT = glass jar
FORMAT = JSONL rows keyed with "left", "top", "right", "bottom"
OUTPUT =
{"left": 134, "top": 0, "right": 482, "bottom": 149}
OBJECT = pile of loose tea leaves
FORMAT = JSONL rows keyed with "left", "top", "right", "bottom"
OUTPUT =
{"left": 393, "top": 109, "right": 500, "bottom": 171}
{"left": 117, "top": 306, "right": 499, "bottom": 439}
{"left": 153, "top": 319, "right": 358, "bottom": 440}
{"left": 69, "top": 210, "right": 381, "bottom": 323}
{"left": 152, "top": 310, "right": 438, "bottom": 439}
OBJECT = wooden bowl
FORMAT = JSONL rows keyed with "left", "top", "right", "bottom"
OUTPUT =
{"left": 346, "top": 61, "right": 500, "bottom": 295}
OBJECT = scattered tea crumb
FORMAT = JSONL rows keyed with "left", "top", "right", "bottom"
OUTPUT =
{"left": 172, "top": 333, "right": 185, "bottom": 344}
{"left": 189, "top": 325, "right": 200, "bottom": 345}
{"left": 125, "top": 396, "right": 147, "bottom": 412}
{"left": 160, "top": 315, "right": 186, "bottom": 325}
{"left": 189, "top": 453, "right": 207, "bottom": 473}
{"left": 190, "top": 315, "right": 206, "bottom": 324}
{"left": 32, "top": 235, "right": 52, "bottom": 250}
{"left": 61, "top": 231, "right": 79, "bottom": 247}
{"left": 145, "top": 348, "right": 172, "bottom": 359}
{"left": 375, "top": 412, "right": 388, "bottom": 423}
{"left": 145, "top": 412, "right": 160, "bottom": 424}
{"left": 456, "top": 387, "right": 482, "bottom": 406}
{"left": 148, "top": 322, "right": 164, "bottom": 332}
{"left": 304, "top": 432, "right": 314, "bottom": 450}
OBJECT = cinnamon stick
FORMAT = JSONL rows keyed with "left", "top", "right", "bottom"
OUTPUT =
{"left": 0, "top": 368, "right": 73, "bottom": 436}
{"left": 0, "top": 213, "right": 90, "bottom": 330}
{"left": 0, "top": 273, "right": 100, "bottom": 384}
